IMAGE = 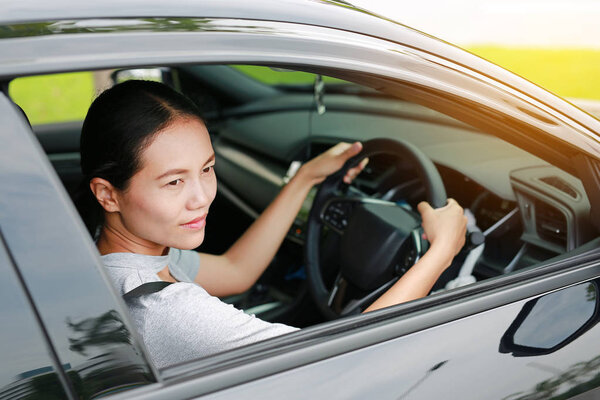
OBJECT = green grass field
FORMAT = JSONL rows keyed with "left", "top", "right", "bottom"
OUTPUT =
{"left": 467, "top": 46, "right": 600, "bottom": 100}
{"left": 9, "top": 47, "right": 600, "bottom": 125}
{"left": 9, "top": 72, "right": 96, "bottom": 125}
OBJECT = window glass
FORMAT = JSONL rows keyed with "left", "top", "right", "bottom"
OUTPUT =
{"left": 231, "top": 65, "right": 347, "bottom": 86}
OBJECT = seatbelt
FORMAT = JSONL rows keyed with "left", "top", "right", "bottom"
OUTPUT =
{"left": 122, "top": 281, "right": 173, "bottom": 301}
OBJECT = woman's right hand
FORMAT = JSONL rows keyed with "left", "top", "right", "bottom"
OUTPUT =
{"left": 417, "top": 198, "right": 467, "bottom": 256}
{"left": 364, "top": 198, "right": 468, "bottom": 312}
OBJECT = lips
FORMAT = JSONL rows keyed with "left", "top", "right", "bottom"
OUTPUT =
{"left": 180, "top": 215, "right": 207, "bottom": 230}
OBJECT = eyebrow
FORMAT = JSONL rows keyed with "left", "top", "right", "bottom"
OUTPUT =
{"left": 155, "top": 153, "right": 216, "bottom": 180}
{"left": 204, "top": 153, "right": 216, "bottom": 165}
{"left": 156, "top": 168, "right": 187, "bottom": 181}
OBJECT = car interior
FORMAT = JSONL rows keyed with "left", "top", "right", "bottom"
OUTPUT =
{"left": 12, "top": 64, "right": 600, "bottom": 328}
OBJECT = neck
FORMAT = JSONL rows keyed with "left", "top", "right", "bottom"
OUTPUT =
{"left": 97, "top": 214, "right": 168, "bottom": 256}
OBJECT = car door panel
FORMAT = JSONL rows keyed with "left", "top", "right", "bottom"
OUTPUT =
{"left": 199, "top": 277, "right": 600, "bottom": 400}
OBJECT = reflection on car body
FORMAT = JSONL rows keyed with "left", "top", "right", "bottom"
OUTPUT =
{"left": 3, "top": 0, "right": 600, "bottom": 398}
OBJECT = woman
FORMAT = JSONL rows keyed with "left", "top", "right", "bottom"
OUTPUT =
{"left": 79, "top": 80, "right": 466, "bottom": 368}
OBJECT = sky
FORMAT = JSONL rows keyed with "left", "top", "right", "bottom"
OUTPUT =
{"left": 349, "top": 0, "right": 600, "bottom": 48}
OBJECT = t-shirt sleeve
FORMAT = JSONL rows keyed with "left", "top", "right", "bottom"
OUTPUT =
{"left": 168, "top": 248, "right": 200, "bottom": 282}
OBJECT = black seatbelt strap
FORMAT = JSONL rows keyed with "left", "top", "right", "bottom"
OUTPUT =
{"left": 122, "top": 281, "right": 173, "bottom": 301}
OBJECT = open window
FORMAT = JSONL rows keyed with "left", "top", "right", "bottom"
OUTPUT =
{"left": 11, "top": 64, "right": 600, "bottom": 331}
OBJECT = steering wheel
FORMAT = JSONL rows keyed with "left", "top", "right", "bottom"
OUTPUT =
{"left": 305, "top": 138, "right": 447, "bottom": 319}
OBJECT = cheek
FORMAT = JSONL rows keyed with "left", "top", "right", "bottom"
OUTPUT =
{"left": 207, "top": 175, "right": 218, "bottom": 205}
{"left": 120, "top": 190, "right": 178, "bottom": 231}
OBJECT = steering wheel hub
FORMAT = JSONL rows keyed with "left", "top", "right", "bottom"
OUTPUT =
{"left": 340, "top": 202, "right": 420, "bottom": 292}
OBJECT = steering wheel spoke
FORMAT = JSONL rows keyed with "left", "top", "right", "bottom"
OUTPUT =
{"left": 395, "top": 228, "right": 426, "bottom": 275}
{"left": 340, "top": 277, "right": 399, "bottom": 316}
{"left": 327, "top": 273, "right": 346, "bottom": 309}
{"left": 328, "top": 272, "right": 400, "bottom": 316}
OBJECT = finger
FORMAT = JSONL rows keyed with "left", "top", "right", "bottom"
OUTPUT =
{"left": 446, "top": 198, "right": 462, "bottom": 210}
{"left": 358, "top": 157, "right": 369, "bottom": 170}
{"left": 346, "top": 162, "right": 365, "bottom": 177}
{"left": 326, "top": 142, "right": 352, "bottom": 157}
{"left": 343, "top": 167, "right": 359, "bottom": 184}
{"left": 340, "top": 141, "right": 362, "bottom": 160}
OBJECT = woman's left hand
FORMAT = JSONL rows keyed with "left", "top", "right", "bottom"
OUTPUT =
{"left": 299, "top": 141, "right": 368, "bottom": 185}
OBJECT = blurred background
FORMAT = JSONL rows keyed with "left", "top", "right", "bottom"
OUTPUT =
{"left": 351, "top": 0, "right": 600, "bottom": 113}
{"left": 9, "top": 0, "right": 600, "bottom": 124}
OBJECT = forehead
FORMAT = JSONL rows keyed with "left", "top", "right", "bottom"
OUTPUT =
{"left": 139, "top": 117, "right": 213, "bottom": 170}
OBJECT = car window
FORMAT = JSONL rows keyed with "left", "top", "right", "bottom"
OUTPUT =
{"left": 0, "top": 233, "right": 70, "bottom": 398}
{"left": 20, "top": 63, "right": 596, "bottom": 377}
{"left": 231, "top": 65, "right": 348, "bottom": 86}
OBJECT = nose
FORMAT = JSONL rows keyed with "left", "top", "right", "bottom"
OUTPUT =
{"left": 186, "top": 179, "right": 212, "bottom": 210}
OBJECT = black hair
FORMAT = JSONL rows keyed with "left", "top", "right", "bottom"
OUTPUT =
{"left": 75, "top": 80, "right": 204, "bottom": 235}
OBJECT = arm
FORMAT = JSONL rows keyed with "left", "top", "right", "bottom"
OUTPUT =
{"left": 364, "top": 199, "right": 467, "bottom": 312}
{"left": 195, "top": 142, "right": 367, "bottom": 297}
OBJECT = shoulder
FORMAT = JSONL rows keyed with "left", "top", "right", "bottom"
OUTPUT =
{"left": 101, "top": 252, "right": 169, "bottom": 295}
{"left": 148, "top": 282, "right": 245, "bottom": 323}
{"left": 168, "top": 248, "right": 200, "bottom": 282}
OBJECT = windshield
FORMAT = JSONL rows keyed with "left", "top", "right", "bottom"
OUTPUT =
{"left": 230, "top": 65, "right": 377, "bottom": 95}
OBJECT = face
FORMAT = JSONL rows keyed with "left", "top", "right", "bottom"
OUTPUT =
{"left": 114, "top": 117, "right": 217, "bottom": 251}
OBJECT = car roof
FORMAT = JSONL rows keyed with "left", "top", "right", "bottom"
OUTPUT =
{"left": 3, "top": 0, "right": 600, "bottom": 154}
{"left": 3, "top": 0, "right": 600, "bottom": 138}
{"left": 3, "top": 0, "right": 385, "bottom": 28}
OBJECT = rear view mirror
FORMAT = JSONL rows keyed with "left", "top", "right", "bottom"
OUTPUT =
{"left": 111, "top": 68, "right": 172, "bottom": 85}
{"left": 500, "top": 282, "right": 598, "bottom": 357}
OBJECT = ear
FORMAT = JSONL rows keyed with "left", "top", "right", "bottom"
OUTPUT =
{"left": 90, "top": 177, "right": 121, "bottom": 213}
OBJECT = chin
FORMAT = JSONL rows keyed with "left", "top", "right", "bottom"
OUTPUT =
{"left": 172, "top": 230, "right": 205, "bottom": 250}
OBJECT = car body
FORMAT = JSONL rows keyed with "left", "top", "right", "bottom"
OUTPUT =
{"left": 3, "top": 1, "right": 600, "bottom": 399}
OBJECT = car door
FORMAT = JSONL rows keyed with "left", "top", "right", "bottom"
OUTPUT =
{"left": 191, "top": 262, "right": 600, "bottom": 399}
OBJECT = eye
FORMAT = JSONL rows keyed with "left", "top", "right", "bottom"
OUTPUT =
{"left": 167, "top": 178, "right": 183, "bottom": 187}
{"left": 202, "top": 165, "right": 214, "bottom": 174}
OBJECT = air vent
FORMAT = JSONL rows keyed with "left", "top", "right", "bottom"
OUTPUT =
{"left": 535, "top": 201, "right": 567, "bottom": 247}
{"left": 539, "top": 176, "right": 577, "bottom": 199}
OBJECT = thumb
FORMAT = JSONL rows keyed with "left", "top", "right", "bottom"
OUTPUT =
{"left": 417, "top": 201, "right": 433, "bottom": 216}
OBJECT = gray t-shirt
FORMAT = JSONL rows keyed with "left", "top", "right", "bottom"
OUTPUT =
{"left": 102, "top": 248, "right": 298, "bottom": 369}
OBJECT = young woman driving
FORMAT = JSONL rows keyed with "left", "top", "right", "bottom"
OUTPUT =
{"left": 79, "top": 80, "right": 466, "bottom": 368}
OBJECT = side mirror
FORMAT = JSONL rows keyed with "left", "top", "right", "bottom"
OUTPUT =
{"left": 500, "top": 281, "right": 599, "bottom": 357}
